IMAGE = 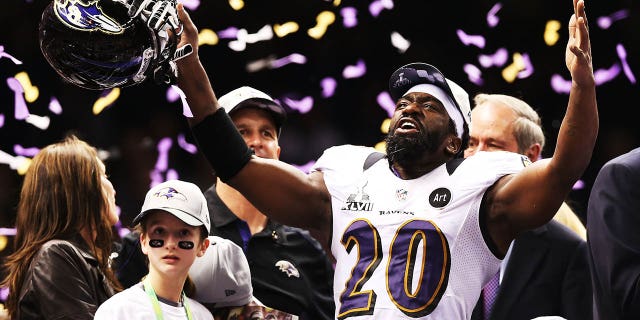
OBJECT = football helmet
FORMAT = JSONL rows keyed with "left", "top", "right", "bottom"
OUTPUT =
{"left": 39, "top": 0, "right": 181, "bottom": 90}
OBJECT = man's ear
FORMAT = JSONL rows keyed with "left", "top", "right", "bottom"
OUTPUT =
{"left": 446, "top": 136, "right": 462, "bottom": 156}
{"left": 524, "top": 143, "right": 542, "bottom": 162}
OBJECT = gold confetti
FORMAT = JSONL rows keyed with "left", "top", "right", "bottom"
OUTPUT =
{"left": 15, "top": 71, "right": 39, "bottom": 103}
{"left": 93, "top": 88, "right": 120, "bottom": 115}
{"left": 308, "top": 11, "right": 335, "bottom": 40}
{"left": 544, "top": 20, "right": 561, "bottom": 46}
{"left": 199, "top": 28, "right": 219, "bottom": 45}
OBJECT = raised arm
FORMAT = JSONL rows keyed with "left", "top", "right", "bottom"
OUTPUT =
{"left": 173, "top": 4, "right": 332, "bottom": 240}
{"left": 486, "top": 0, "right": 598, "bottom": 250}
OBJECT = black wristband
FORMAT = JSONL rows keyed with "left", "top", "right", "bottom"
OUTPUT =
{"left": 191, "top": 108, "right": 253, "bottom": 181}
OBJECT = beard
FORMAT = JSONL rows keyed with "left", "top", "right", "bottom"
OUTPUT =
{"left": 385, "top": 129, "right": 438, "bottom": 166}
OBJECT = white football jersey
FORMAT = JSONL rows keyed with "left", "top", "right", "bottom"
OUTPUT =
{"left": 312, "top": 145, "right": 528, "bottom": 319}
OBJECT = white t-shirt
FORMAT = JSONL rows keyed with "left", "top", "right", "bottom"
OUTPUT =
{"left": 312, "top": 145, "right": 527, "bottom": 319}
{"left": 95, "top": 283, "right": 213, "bottom": 320}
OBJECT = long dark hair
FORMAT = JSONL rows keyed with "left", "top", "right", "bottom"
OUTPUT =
{"left": 1, "top": 135, "right": 121, "bottom": 317}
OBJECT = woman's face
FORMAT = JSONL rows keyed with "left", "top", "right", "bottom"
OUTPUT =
{"left": 99, "top": 159, "right": 118, "bottom": 226}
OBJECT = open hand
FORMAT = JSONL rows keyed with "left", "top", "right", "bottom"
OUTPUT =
{"left": 566, "top": 0, "right": 594, "bottom": 87}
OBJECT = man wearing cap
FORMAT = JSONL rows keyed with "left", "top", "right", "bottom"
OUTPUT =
{"left": 203, "top": 86, "right": 335, "bottom": 320}
{"left": 112, "top": 86, "right": 335, "bottom": 319}
{"left": 173, "top": 0, "right": 597, "bottom": 318}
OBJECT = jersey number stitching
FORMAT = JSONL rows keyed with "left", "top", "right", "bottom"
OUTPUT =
{"left": 338, "top": 218, "right": 450, "bottom": 319}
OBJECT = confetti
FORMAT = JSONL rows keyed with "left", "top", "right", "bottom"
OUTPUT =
{"left": 273, "top": 22, "right": 299, "bottom": 38}
{"left": 49, "top": 97, "right": 62, "bottom": 114}
{"left": 486, "top": 3, "right": 502, "bottom": 28}
{"left": 617, "top": 43, "right": 637, "bottom": 84}
{"left": 7, "top": 77, "right": 29, "bottom": 120}
{"left": 320, "top": 77, "right": 337, "bottom": 98}
{"left": 457, "top": 29, "right": 485, "bottom": 49}
{"left": 390, "top": 31, "right": 410, "bottom": 53}
{"left": 341, "top": 7, "right": 358, "bottom": 28}
{"left": 198, "top": 29, "right": 219, "bottom": 46}
{"left": 283, "top": 96, "right": 314, "bottom": 114}
{"left": 544, "top": 20, "right": 561, "bottom": 46}
{"left": 93, "top": 88, "right": 120, "bottom": 115}
{"left": 502, "top": 52, "right": 525, "bottom": 83}
{"left": 342, "top": 59, "right": 366, "bottom": 79}
{"left": 597, "top": 9, "right": 629, "bottom": 29}
{"left": 14, "top": 71, "right": 39, "bottom": 103}
{"left": 308, "top": 11, "right": 335, "bottom": 40}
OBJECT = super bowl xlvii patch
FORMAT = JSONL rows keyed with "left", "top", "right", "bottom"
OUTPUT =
{"left": 521, "top": 155, "right": 532, "bottom": 167}
{"left": 54, "top": 0, "right": 123, "bottom": 34}
{"left": 429, "top": 187, "right": 452, "bottom": 209}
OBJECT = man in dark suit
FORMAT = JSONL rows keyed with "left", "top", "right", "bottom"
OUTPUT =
{"left": 588, "top": 147, "right": 640, "bottom": 320}
{"left": 465, "top": 93, "right": 592, "bottom": 320}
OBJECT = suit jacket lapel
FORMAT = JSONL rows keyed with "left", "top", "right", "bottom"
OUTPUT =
{"left": 490, "top": 225, "right": 550, "bottom": 319}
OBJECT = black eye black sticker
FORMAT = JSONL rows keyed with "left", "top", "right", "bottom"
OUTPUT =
{"left": 148, "top": 239, "right": 195, "bottom": 250}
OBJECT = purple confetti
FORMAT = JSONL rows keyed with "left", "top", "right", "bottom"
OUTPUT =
{"left": 594, "top": 63, "right": 621, "bottom": 85}
{"left": 464, "top": 63, "right": 484, "bottom": 86}
{"left": 0, "top": 227, "right": 16, "bottom": 236}
{"left": 457, "top": 29, "right": 486, "bottom": 49}
{"left": 321, "top": 77, "right": 337, "bottom": 98}
{"left": 486, "top": 3, "right": 502, "bottom": 28}
{"left": 291, "top": 160, "right": 316, "bottom": 174}
{"left": 0, "top": 114, "right": 4, "bottom": 128}
{"left": 617, "top": 43, "right": 637, "bottom": 84}
{"left": 342, "top": 59, "right": 366, "bottom": 79}
{"left": 597, "top": 9, "right": 629, "bottom": 29}
{"left": 49, "top": 97, "right": 62, "bottom": 115}
{"left": 573, "top": 180, "right": 585, "bottom": 190}
{"left": 284, "top": 96, "right": 314, "bottom": 114}
{"left": 516, "top": 53, "right": 534, "bottom": 79}
{"left": 166, "top": 169, "right": 179, "bottom": 180}
{"left": 155, "top": 137, "right": 172, "bottom": 171}
{"left": 166, "top": 86, "right": 180, "bottom": 102}
{"left": 217, "top": 26, "right": 239, "bottom": 39}
{"left": 149, "top": 169, "right": 163, "bottom": 188}
{"left": 0, "top": 45, "right": 23, "bottom": 65}
{"left": 13, "top": 144, "right": 40, "bottom": 157}
{"left": 119, "top": 227, "right": 131, "bottom": 238}
{"left": 550, "top": 74, "right": 571, "bottom": 94}
{"left": 377, "top": 91, "right": 395, "bottom": 118}
{"left": 479, "top": 48, "right": 508, "bottom": 68}
{"left": 177, "top": 133, "right": 198, "bottom": 154}
{"left": 1, "top": 287, "right": 8, "bottom": 301}
{"left": 7, "top": 77, "right": 29, "bottom": 120}
{"left": 369, "top": 0, "right": 393, "bottom": 17}
{"left": 180, "top": 0, "right": 200, "bottom": 10}
{"left": 271, "top": 53, "right": 307, "bottom": 69}
{"left": 341, "top": 7, "right": 358, "bottom": 28}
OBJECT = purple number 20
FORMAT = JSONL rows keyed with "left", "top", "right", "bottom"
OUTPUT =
{"left": 338, "top": 219, "right": 450, "bottom": 319}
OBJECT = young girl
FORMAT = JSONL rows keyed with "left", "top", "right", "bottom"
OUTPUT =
{"left": 95, "top": 179, "right": 213, "bottom": 319}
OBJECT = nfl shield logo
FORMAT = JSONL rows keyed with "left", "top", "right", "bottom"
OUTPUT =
{"left": 396, "top": 189, "right": 408, "bottom": 201}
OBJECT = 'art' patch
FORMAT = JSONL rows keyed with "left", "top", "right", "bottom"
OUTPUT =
{"left": 54, "top": 0, "right": 123, "bottom": 34}
{"left": 429, "top": 187, "right": 452, "bottom": 209}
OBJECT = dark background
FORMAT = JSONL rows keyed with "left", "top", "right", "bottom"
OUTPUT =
{"left": 1, "top": 0, "right": 638, "bottom": 281}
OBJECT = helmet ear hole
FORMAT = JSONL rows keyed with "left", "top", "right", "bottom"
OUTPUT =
{"left": 38, "top": 0, "right": 177, "bottom": 90}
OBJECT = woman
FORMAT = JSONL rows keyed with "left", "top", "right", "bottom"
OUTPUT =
{"left": 1, "top": 135, "right": 121, "bottom": 319}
